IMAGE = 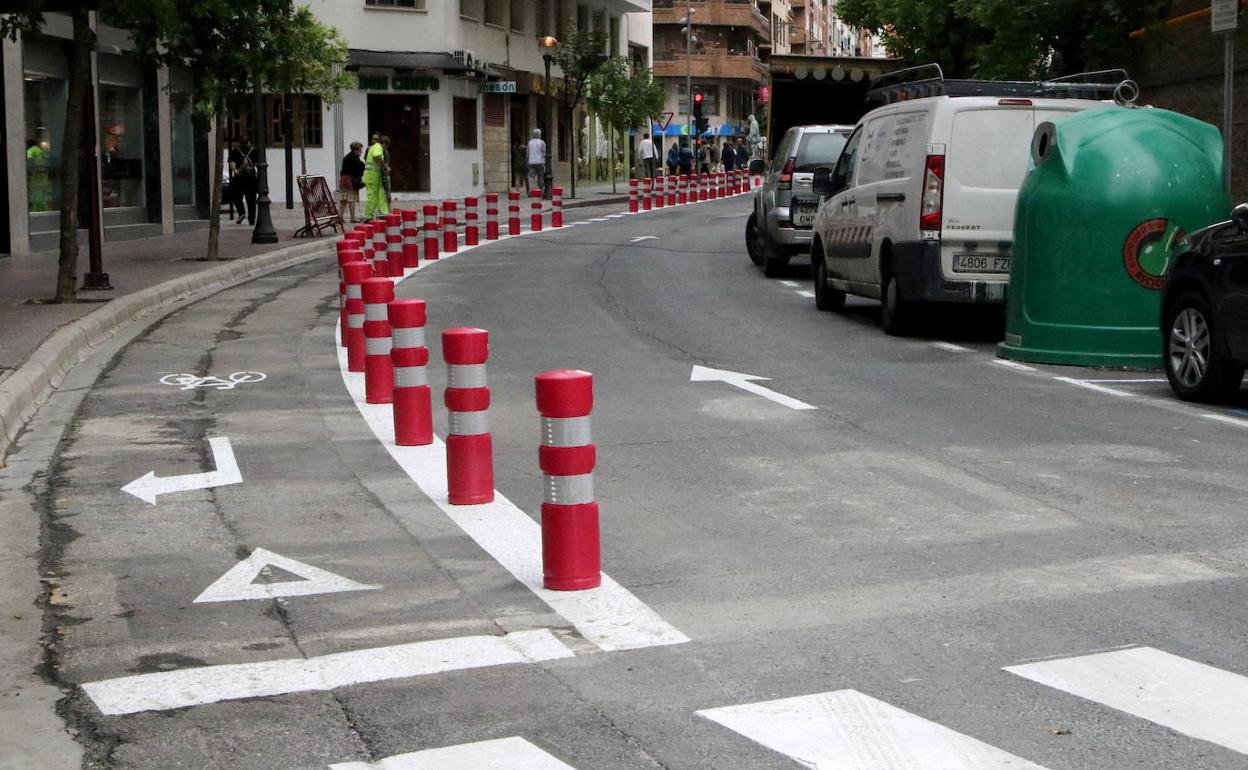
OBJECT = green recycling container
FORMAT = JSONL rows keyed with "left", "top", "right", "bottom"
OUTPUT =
{"left": 999, "top": 107, "right": 1229, "bottom": 367}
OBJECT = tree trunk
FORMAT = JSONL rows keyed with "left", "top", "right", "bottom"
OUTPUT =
{"left": 207, "top": 104, "right": 225, "bottom": 259}
{"left": 55, "top": 7, "right": 92, "bottom": 303}
{"left": 609, "top": 126, "right": 616, "bottom": 193}
{"left": 297, "top": 100, "right": 308, "bottom": 175}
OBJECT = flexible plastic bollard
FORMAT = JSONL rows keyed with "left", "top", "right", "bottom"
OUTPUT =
{"left": 655, "top": 177, "right": 665, "bottom": 209}
{"left": 389, "top": 299, "right": 433, "bottom": 446}
{"left": 401, "top": 209, "right": 420, "bottom": 268}
{"left": 352, "top": 225, "right": 374, "bottom": 262}
{"left": 423, "top": 204, "right": 440, "bottom": 261}
{"left": 642, "top": 178, "right": 653, "bottom": 211}
{"left": 442, "top": 200, "right": 458, "bottom": 254}
{"left": 485, "top": 193, "right": 500, "bottom": 240}
{"left": 628, "top": 178, "right": 638, "bottom": 213}
{"left": 536, "top": 369, "right": 601, "bottom": 591}
{"left": 689, "top": 173, "right": 698, "bottom": 204}
{"left": 464, "top": 196, "right": 479, "bottom": 246}
{"left": 443, "top": 327, "right": 493, "bottom": 505}
{"left": 343, "top": 261, "right": 371, "bottom": 373}
{"left": 530, "top": 189, "right": 543, "bottom": 232}
{"left": 700, "top": 173, "right": 709, "bottom": 202}
{"left": 508, "top": 190, "right": 521, "bottom": 235}
{"left": 385, "top": 213, "right": 403, "bottom": 277}
{"left": 337, "top": 249, "right": 362, "bottom": 347}
{"left": 371, "top": 218, "right": 388, "bottom": 262}
{"left": 667, "top": 175, "right": 676, "bottom": 207}
{"left": 678, "top": 175, "right": 687, "bottom": 205}
{"left": 552, "top": 187, "right": 563, "bottom": 227}
{"left": 362, "top": 277, "right": 395, "bottom": 404}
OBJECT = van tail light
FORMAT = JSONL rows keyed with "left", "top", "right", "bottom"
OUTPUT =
{"left": 998, "top": 98, "right": 1033, "bottom": 106}
{"left": 777, "top": 157, "right": 794, "bottom": 191}
{"left": 920, "top": 154, "right": 945, "bottom": 234}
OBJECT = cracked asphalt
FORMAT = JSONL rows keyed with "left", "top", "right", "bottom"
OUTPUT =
{"left": 15, "top": 195, "right": 1248, "bottom": 768}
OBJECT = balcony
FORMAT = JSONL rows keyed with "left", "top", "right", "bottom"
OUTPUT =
{"left": 789, "top": 28, "right": 807, "bottom": 46}
{"left": 654, "top": 0, "right": 770, "bottom": 41}
{"left": 653, "top": 48, "right": 769, "bottom": 83}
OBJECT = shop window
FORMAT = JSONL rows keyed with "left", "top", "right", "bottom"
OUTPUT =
{"left": 453, "top": 97, "right": 478, "bottom": 149}
{"left": 263, "top": 94, "right": 324, "bottom": 148}
{"left": 98, "top": 83, "right": 145, "bottom": 208}
{"left": 365, "top": 0, "right": 426, "bottom": 8}
{"left": 171, "top": 90, "right": 196, "bottom": 206}
{"left": 510, "top": 0, "right": 525, "bottom": 32}
{"left": 23, "top": 75, "right": 66, "bottom": 213}
{"left": 460, "top": 0, "right": 483, "bottom": 20}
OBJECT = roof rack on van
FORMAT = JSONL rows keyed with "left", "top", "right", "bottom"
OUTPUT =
{"left": 866, "top": 64, "right": 1138, "bottom": 107}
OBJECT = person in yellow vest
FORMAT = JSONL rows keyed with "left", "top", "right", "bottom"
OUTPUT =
{"left": 363, "top": 134, "right": 390, "bottom": 218}
{"left": 26, "top": 139, "right": 51, "bottom": 212}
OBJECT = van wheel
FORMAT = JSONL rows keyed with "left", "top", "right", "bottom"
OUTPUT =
{"left": 881, "top": 273, "right": 914, "bottom": 336}
{"left": 813, "top": 249, "right": 845, "bottom": 312}
{"left": 1164, "top": 292, "right": 1245, "bottom": 402}
{"left": 745, "top": 213, "right": 764, "bottom": 266}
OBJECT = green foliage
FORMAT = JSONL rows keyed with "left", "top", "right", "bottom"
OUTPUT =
{"left": 266, "top": 6, "right": 352, "bottom": 105}
{"left": 588, "top": 58, "right": 665, "bottom": 135}
{"left": 837, "top": 0, "right": 1173, "bottom": 78}
{"left": 553, "top": 26, "right": 609, "bottom": 113}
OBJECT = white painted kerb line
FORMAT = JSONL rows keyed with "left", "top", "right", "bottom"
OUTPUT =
{"left": 1054, "top": 376, "right": 1135, "bottom": 398}
{"left": 329, "top": 737, "right": 580, "bottom": 769}
{"left": 82, "top": 630, "right": 572, "bottom": 716}
{"left": 931, "top": 342, "right": 972, "bottom": 353}
{"left": 1201, "top": 412, "right": 1248, "bottom": 430}
{"left": 698, "top": 689, "right": 1050, "bottom": 769}
{"left": 993, "top": 359, "right": 1036, "bottom": 372}
{"left": 1005, "top": 645, "right": 1248, "bottom": 755}
{"left": 794, "top": 290, "right": 815, "bottom": 299}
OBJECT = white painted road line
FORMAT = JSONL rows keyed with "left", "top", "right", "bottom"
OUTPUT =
{"left": 698, "top": 689, "right": 1049, "bottom": 769}
{"left": 1053, "top": 377, "right": 1135, "bottom": 398}
{"left": 1202, "top": 412, "right": 1248, "bottom": 430}
{"left": 629, "top": 235, "right": 658, "bottom": 242}
{"left": 690, "top": 365, "right": 817, "bottom": 411}
{"left": 337, "top": 340, "right": 689, "bottom": 653}
{"left": 193, "top": 548, "right": 380, "bottom": 603}
{"left": 605, "top": 213, "right": 626, "bottom": 218}
{"left": 120, "top": 436, "right": 242, "bottom": 505}
{"left": 932, "top": 342, "right": 972, "bottom": 353}
{"left": 82, "top": 630, "right": 573, "bottom": 715}
{"left": 993, "top": 359, "right": 1037, "bottom": 372}
{"left": 329, "top": 737, "right": 579, "bottom": 769}
{"left": 794, "top": 290, "right": 815, "bottom": 299}
{"left": 1082, "top": 378, "right": 1167, "bottom": 384}
{"left": 1005, "top": 646, "right": 1248, "bottom": 755}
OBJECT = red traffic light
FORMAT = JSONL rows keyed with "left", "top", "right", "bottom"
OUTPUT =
{"left": 693, "top": 93, "right": 704, "bottom": 104}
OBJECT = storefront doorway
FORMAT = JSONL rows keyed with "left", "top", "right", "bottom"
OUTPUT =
{"left": 367, "top": 94, "right": 429, "bottom": 192}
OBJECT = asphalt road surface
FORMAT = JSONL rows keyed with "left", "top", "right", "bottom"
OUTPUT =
{"left": 24, "top": 196, "right": 1248, "bottom": 769}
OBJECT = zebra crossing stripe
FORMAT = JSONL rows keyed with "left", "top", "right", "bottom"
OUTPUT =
{"left": 698, "top": 689, "right": 1049, "bottom": 769}
{"left": 1005, "top": 646, "right": 1248, "bottom": 755}
{"left": 329, "top": 736, "right": 578, "bottom": 769}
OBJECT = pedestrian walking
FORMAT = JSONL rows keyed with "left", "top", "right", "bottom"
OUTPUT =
{"left": 363, "top": 134, "right": 390, "bottom": 218}
{"left": 734, "top": 140, "right": 749, "bottom": 172}
{"left": 666, "top": 143, "right": 679, "bottom": 177}
{"left": 722, "top": 139, "right": 736, "bottom": 172}
{"left": 512, "top": 137, "right": 529, "bottom": 192}
{"left": 697, "top": 141, "right": 710, "bottom": 175}
{"left": 638, "top": 132, "right": 658, "bottom": 181}
{"left": 526, "top": 128, "right": 546, "bottom": 193}
{"left": 381, "top": 136, "right": 392, "bottom": 209}
{"left": 338, "top": 141, "right": 365, "bottom": 223}
{"left": 678, "top": 140, "right": 694, "bottom": 176}
{"left": 228, "top": 138, "right": 258, "bottom": 225}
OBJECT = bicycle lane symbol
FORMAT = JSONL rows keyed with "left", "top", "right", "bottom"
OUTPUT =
{"left": 159, "top": 372, "right": 267, "bottom": 391}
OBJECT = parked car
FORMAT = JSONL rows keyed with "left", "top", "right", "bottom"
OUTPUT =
{"left": 746, "top": 124, "right": 854, "bottom": 277}
{"left": 1160, "top": 203, "right": 1248, "bottom": 402}
{"left": 808, "top": 81, "right": 1110, "bottom": 334}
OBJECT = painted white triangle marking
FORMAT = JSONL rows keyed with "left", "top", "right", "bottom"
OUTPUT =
{"left": 698, "top": 689, "right": 1050, "bottom": 769}
{"left": 193, "top": 548, "right": 380, "bottom": 603}
{"left": 328, "top": 736, "right": 579, "bottom": 769}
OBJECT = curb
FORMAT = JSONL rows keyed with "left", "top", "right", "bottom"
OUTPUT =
{"left": 0, "top": 239, "right": 332, "bottom": 456}
{"left": 564, "top": 194, "right": 628, "bottom": 210}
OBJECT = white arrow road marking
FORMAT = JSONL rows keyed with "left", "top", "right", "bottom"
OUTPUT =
{"left": 690, "top": 365, "right": 816, "bottom": 411}
{"left": 120, "top": 436, "right": 242, "bottom": 505}
{"left": 329, "top": 737, "right": 579, "bottom": 769}
{"left": 698, "top": 690, "right": 1050, "bottom": 769}
{"left": 629, "top": 235, "right": 659, "bottom": 242}
{"left": 193, "top": 548, "right": 380, "bottom": 603}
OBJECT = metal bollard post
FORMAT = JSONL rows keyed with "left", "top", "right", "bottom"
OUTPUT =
{"left": 508, "top": 190, "right": 521, "bottom": 236}
{"left": 530, "top": 189, "right": 543, "bottom": 232}
{"left": 629, "top": 178, "right": 638, "bottom": 213}
{"left": 389, "top": 299, "right": 433, "bottom": 446}
{"left": 401, "top": 209, "right": 420, "bottom": 268}
{"left": 423, "top": 203, "right": 440, "bottom": 261}
{"left": 535, "top": 369, "right": 600, "bottom": 591}
{"left": 552, "top": 187, "right": 563, "bottom": 227}
{"left": 485, "top": 193, "right": 500, "bottom": 240}
{"left": 343, "top": 261, "right": 371, "bottom": 373}
{"left": 442, "top": 200, "right": 458, "bottom": 254}
{"left": 443, "top": 327, "right": 493, "bottom": 505}
{"left": 362, "top": 277, "right": 395, "bottom": 405}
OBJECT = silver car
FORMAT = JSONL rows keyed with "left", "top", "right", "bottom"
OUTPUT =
{"left": 746, "top": 124, "right": 854, "bottom": 277}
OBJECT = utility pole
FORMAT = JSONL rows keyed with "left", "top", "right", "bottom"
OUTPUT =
{"left": 683, "top": 1, "right": 695, "bottom": 143}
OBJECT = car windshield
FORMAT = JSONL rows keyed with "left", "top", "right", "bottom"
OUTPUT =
{"left": 793, "top": 132, "right": 849, "bottom": 173}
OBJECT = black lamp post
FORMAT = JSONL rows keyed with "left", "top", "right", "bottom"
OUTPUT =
{"left": 251, "top": 75, "right": 278, "bottom": 244}
{"left": 539, "top": 35, "right": 559, "bottom": 200}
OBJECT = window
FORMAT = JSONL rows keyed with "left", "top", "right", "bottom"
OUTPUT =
{"left": 460, "top": 0, "right": 482, "bottom": 20}
{"left": 98, "top": 84, "right": 145, "bottom": 208}
{"left": 830, "top": 126, "right": 861, "bottom": 194}
{"left": 365, "top": 0, "right": 426, "bottom": 8}
{"left": 453, "top": 97, "right": 478, "bottom": 149}
{"left": 22, "top": 75, "right": 66, "bottom": 213}
{"left": 510, "top": 0, "right": 525, "bottom": 32}
{"left": 263, "top": 94, "right": 324, "bottom": 148}
{"left": 538, "top": 0, "right": 551, "bottom": 34}
{"left": 484, "top": 0, "right": 504, "bottom": 26}
{"left": 677, "top": 83, "right": 718, "bottom": 115}
{"left": 608, "top": 15, "right": 618, "bottom": 56}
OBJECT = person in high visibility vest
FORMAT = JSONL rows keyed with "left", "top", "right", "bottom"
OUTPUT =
{"left": 363, "top": 134, "right": 390, "bottom": 218}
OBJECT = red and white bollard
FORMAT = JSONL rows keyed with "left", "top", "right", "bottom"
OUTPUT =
{"left": 353, "top": 224, "right": 373, "bottom": 261}
{"left": 508, "top": 190, "right": 521, "bottom": 236}
{"left": 362, "top": 277, "right": 395, "bottom": 405}
{"left": 628, "top": 178, "right": 638, "bottom": 213}
{"left": 401, "top": 209, "right": 420, "bottom": 268}
{"left": 337, "top": 247, "right": 362, "bottom": 347}
{"left": 678, "top": 175, "right": 687, "bottom": 205}
{"left": 464, "top": 196, "right": 479, "bottom": 246}
{"left": 552, "top": 187, "right": 564, "bottom": 227}
{"left": 442, "top": 200, "right": 458, "bottom": 254}
{"left": 700, "top": 173, "right": 709, "bottom": 202}
{"left": 666, "top": 175, "right": 676, "bottom": 207}
{"left": 536, "top": 369, "right": 600, "bottom": 591}
{"left": 385, "top": 213, "right": 403, "bottom": 277}
{"left": 655, "top": 177, "right": 665, "bottom": 209}
{"left": 485, "top": 193, "right": 500, "bottom": 240}
{"left": 423, "top": 204, "right": 440, "bottom": 261}
{"left": 389, "top": 298, "right": 433, "bottom": 446}
{"left": 443, "top": 327, "right": 493, "bottom": 505}
{"left": 642, "top": 178, "right": 653, "bottom": 211}
{"left": 530, "top": 189, "right": 543, "bottom": 232}
{"left": 690, "top": 174, "right": 699, "bottom": 204}
{"left": 343, "top": 261, "right": 371, "bottom": 373}
{"left": 371, "top": 218, "right": 387, "bottom": 262}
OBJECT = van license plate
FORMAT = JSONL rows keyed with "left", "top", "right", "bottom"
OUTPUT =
{"left": 953, "top": 254, "right": 1011, "bottom": 273}
{"left": 793, "top": 201, "right": 818, "bottom": 228}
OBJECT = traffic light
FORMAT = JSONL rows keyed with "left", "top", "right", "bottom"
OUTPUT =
{"left": 692, "top": 92, "right": 709, "bottom": 136}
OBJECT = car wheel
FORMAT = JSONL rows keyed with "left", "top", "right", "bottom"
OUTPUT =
{"left": 761, "top": 239, "right": 790, "bottom": 278}
{"left": 880, "top": 272, "right": 913, "bottom": 336}
{"left": 812, "top": 249, "right": 845, "bottom": 312}
{"left": 1164, "top": 292, "right": 1245, "bottom": 402}
{"left": 745, "top": 212, "right": 764, "bottom": 266}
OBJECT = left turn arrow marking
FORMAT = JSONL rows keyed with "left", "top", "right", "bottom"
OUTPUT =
{"left": 121, "top": 436, "right": 242, "bottom": 505}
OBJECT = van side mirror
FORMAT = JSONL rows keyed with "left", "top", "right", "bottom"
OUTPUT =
{"left": 1232, "top": 202, "right": 1248, "bottom": 231}
{"left": 812, "top": 166, "right": 834, "bottom": 197}
{"left": 748, "top": 158, "right": 766, "bottom": 174}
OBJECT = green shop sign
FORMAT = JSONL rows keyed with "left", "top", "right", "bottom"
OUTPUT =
{"left": 358, "top": 75, "right": 439, "bottom": 91}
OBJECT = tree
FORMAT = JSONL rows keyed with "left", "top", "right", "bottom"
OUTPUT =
{"left": 588, "top": 59, "right": 664, "bottom": 191}
{"left": 552, "top": 26, "right": 608, "bottom": 199}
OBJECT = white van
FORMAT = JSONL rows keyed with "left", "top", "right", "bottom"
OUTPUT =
{"left": 810, "top": 86, "right": 1113, "bottom": 334}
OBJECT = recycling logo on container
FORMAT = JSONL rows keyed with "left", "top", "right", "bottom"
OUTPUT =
{"left": 1123, "top": 218, "right": 1184, "bottom": 291}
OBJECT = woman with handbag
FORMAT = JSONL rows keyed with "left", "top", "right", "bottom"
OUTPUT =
{"left": 339, "top": 142, "right": 365, "bottom": 223}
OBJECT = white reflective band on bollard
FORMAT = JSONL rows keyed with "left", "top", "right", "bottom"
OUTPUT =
{"left": 346, "top": 285, "right": 362, "bottom": 299}
{"left": 541, "top": 416, "right": 592, "bottom": 447}
{"left": 392, "top": 327, "right": 427, "bottom": 349}
{"left": 448, "top": 363, "right": 488, "bottom": 389}
{"left": 543, "top": 473, "right": 595, "bottom": 506}
{"left": 347, "top": 313, "right": 364, "bottom": 329}
{"left": 364, "top": 304, "right": 389, "bottom": 322}
{"left": 365, "top": 336, "right": 392, "bottom": 356}
{"left": 394, "top": 365, "right": 429, "bottom": 388}
{"left": 449, "top": 410, "right": 490, "bottom": 436}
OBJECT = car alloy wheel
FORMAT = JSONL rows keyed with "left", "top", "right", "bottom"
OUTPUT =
{"left": 1168, "top": 306, "right": 1210, "bottom": 389}
{"left": 1164, "top": 292, "right": 1245, "bottom": 402}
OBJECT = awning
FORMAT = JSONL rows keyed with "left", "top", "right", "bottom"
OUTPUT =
{"left": 347, "top": 49, "right": 471, "bottom": 74}
{"left": 639, "top": 123, "right": 741, "bottom": 138}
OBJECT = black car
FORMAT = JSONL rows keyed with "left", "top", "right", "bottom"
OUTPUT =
{"left": 1161, "top": 203, "right": 1248, "bottom": 402}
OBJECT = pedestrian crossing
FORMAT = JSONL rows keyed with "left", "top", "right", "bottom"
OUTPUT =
{"left": 328, "top": 645, "right": 1248, "bottom": 768}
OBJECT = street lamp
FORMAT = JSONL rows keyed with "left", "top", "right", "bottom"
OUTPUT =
{"left": 539, "top": 35, "right": 559, "bottom": 200}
